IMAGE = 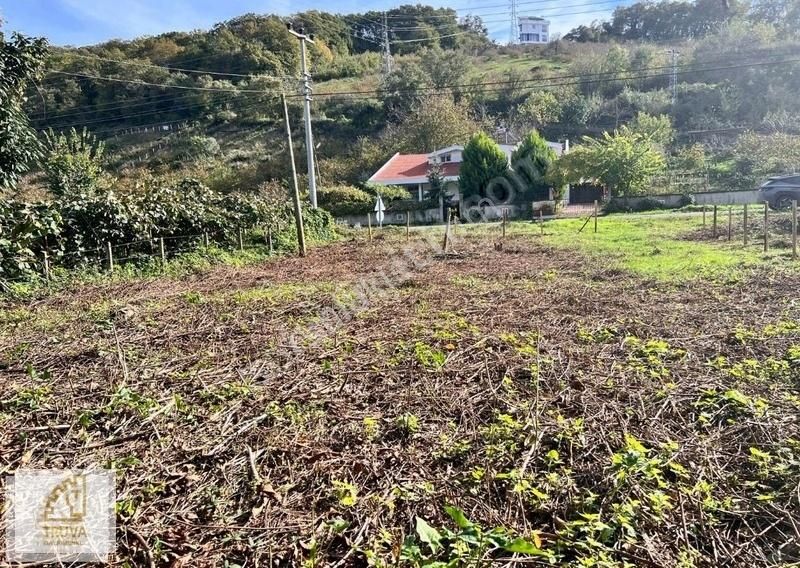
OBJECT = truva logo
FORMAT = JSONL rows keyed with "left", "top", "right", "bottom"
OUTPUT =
{"left": 41, "top": 473, "right": 89, "bottom": 546}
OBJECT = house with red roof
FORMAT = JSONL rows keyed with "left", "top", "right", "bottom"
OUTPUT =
{"left": 368, "top": 145, "right": 519, "bottom": 205}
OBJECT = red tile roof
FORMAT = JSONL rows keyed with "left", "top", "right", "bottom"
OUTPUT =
{"left": 370, "top": 153, "right": 460, "bottom": 184}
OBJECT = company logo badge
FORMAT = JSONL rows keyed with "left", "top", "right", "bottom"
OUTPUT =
{"left": 5, "top": 470, "right": 115, "bottom": 564}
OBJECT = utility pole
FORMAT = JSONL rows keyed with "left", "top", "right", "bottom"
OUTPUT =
{"left": 666, "top": 48, "right": 680, "bottom": 106}
{"left": 282, "top": 94, "right": 307, "bottom": 257}
{"left": 287, "top": 23, "right": 318, "bottom": 209}
{"left": 381, "top": 12, "right": 393, "bottom": 75}
{"left": 509, "top": 0, "right": 519, "bottom": 45}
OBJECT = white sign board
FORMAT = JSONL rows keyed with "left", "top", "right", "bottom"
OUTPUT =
{"left": 374, "top": 195, "right": 386, "bottom": 227}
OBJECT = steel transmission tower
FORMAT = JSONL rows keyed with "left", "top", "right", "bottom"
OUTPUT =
{"left": 666, "top": 48, "right": 680, "bottom": 105}
{"left": 509, "top": 0, "right": 519, "bottom": 45}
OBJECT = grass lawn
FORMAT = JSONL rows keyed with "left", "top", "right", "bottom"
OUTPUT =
{"left": 503, "top": 212, "right": 797, "bottom": 281}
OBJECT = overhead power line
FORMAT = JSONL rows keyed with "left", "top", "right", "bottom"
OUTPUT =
{"left": 35, "top": 52, "right": 800, "bottom": 134}
{"left": 47, "top": 70, "right": 281, "bottom": 93}
{"left": 384, "top": 0, "right": 622, "bottom": 31}
{"left": 304, "top": 52, "right": 800, "bottom": 98}
{"left": 382, "top": 0, "right": 626, "bottom": 19}
{"left": 56, "top": 52, "right": 297, "bottom": 80}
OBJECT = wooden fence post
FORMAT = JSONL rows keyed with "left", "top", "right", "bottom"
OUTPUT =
{"left": 159, "top": 237, "right": 166, "bottom": 266}
{"left": 106, "top": 242, "right": 114, "bottom": 274}
{"left": 712, "top": 205, "right": 718, "bottom": 238}
{"left": 367, "top": 213, "right": 373, "bottom": 242}
{"left": 727, "top": 206, "right": 732, "bottom": 241}
{"left": 203, "top": 231, "right": 209, "bottom": 249}
{"left": 502, "top": 209, "right": 507, "bottom": 240}
{"left": 764, "top": 201, "right": 769, "bottom": 253}
{"left": 594, "top": 200, "right": 598, "bottom": 233}
{"left": 793, "top": 200, "right": 798, "bottom": 260}
{"left": 743, "top": 204, "right": 749, "bottom": 246}
{"left": 406, "top": 211, "right": 410, "bottom": 243}
{"left": 42, "top": 250, "right": 50, "bottom": 282}
{"left": 443, "top": 211, "right": 451, "bottom": 253}
{"left": 539, "top": 209, "right": 544, "bottom": 236}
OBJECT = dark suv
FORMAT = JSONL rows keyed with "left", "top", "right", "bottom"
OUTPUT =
{"left": 758, "top": 174, "right": 800, "bottom": 209}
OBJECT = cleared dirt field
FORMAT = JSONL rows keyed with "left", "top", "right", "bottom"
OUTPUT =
{"left": 1, "top": 224, "right": 799, "bottom": 567}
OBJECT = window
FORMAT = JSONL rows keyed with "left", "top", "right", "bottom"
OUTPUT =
{"left": 541, "top": 34, "right": 548, "bottom": 42}
{"left": 441, "top": 153, "right": 452, "bottom": 163}
{"left": 532, "top": 33, "right": 539, "bottom": 41}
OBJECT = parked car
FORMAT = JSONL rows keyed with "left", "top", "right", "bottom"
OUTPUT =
{"left": 758, "top": 174, "right": 800, "bottom": 209}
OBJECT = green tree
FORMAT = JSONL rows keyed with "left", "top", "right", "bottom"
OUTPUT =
{"left": 0, "top": 30, "right": 48, "bottom": 190}
{"left": 459, "top": 132, "right": 510, "bottom": 200}
{"left": 562, "top": 127, "right": 666, "bottom": 196}
{"left": 391, "top": 95, "right": 482, "bottom": 153}
{"left": 671, "top": 144, "right": 707, "bottom": 172}
{"left": 419, "top": 46, "right": 468, "bottom": 89}
{"left": 629, "top": 112, "right": 674, "bottom": 147}
{"left": 731, "top": 131, "right": 800, "bottom": 186}
{"left": 382, "top": 62, "right": 431, "bottom": 120}
{"left": 518, "top": 91, "right": 562, "bottom": 128}
{"left": 427, "top": 161, "right": 445, "bottom": 201}
{"left": 510, "top": 130, "right": 557, "bottom": 200}
{"left": 43, "top": 128, "right": 107, "bottom": 196}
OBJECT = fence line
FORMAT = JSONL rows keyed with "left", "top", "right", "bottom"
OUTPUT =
{"left": 0, "top": 226, "right": 280, "bottom": 290}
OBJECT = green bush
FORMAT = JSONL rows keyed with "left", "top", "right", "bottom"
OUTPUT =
{"left": 43, "top": 128, "right": 107, "bottom": 196}
{"left": 604, "top": 197, "right": 670, "bottom": 213}
{"left": 364, "top": 184, "right": 412, "bottom": 201}
{"left": 0, "top": 178, "right": 335, "bottom": 282}
{"left": 318, "top": 185, "right": 373, "bottom": 216}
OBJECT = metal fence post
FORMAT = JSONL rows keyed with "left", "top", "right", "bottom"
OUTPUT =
{"left": 743, "top": 204, "right": 748, "bottom": 246}
{"left": 727, "top": 206, "right": 732, "bottom": 241}
{"left": 160, "top": 237, "right": 166, "bottom": 267}
{"left": 43, "top": 250, "right": 50, "bottom": 282}
{"left": 106, "top": 242, "right": 114, "bottom": 273}
{"left": 764, "top": 201, "right": 769, "bottom": 253}
{"left": 712, "top": 205, "right": 718, "bottom": 238}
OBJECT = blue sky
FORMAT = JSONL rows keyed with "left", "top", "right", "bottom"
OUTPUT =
{"left": 1, "top": 0, "right": 621, "bottom": 47}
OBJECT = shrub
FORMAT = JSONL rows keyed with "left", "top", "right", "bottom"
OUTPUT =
{"left": 0, "top": 177, "right": 334, "bottom": 281}
{"left": 604, "top": 197, "right": 669, "bottom": 213}
{"left": 172, "top": 134, "right": 221, "bottom": 161}
{"left": 42, "top": 128, "right": 107, "bottom": 196}
{"left": 364, "top": 184, "right": 411, "bottom": 201}
{"left": 318, "top": 185, "right": 373, "bottom": 217}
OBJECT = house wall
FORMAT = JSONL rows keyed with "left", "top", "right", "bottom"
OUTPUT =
{"left": 335, "top": 208, "right": 443, "bottom": 227}
{"left": 434, "top": 150, "right": 462, "bottom": 163}
{"left": 609, "top": 189, "right": 764, "bottom": 209}
{"left": 519, "top": 20, "right": 549, "bottom": 43}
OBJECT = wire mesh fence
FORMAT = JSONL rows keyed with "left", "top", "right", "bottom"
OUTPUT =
{"left": 0, "top": 226, "right": 278, "bottom": 292}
